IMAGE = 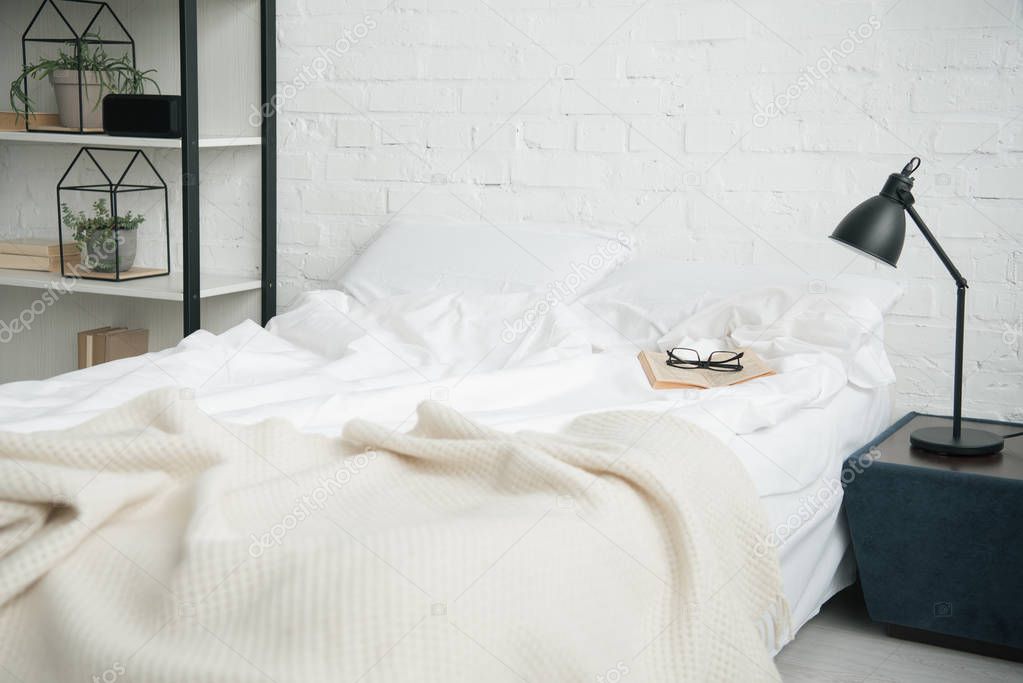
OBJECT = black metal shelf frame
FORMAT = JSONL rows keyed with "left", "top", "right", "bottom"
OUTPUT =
{"left": 178, "top": 0, "right": 276, "bottom": 336}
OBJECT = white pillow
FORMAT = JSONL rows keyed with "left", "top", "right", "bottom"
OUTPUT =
{"left": 585, "top": 258, "right": 903, "bottom": 313}
{"left": 337, "top": 218, "right": 634, "bottom": 304}
{"left": 574, "top": 258, "right": 904, "bottom": 349}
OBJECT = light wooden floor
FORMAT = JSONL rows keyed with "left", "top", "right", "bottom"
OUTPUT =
{"left": 775, "top": 587, "right": 1023, "bottom": 682}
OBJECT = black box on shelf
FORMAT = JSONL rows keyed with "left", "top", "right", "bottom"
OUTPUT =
{"left": 103, "top": 95, "right": 182, "bottom": 138}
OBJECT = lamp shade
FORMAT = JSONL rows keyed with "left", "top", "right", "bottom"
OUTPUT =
{"left": 829, "top": 194, "right": 906, "bottom": 267}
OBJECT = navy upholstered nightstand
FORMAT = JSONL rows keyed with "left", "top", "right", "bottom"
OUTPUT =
{"left": 842, "top": 413, "right": 1023, "bottom": 661}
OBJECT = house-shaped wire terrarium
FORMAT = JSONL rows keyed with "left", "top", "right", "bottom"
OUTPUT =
{"left": 57, "top": 147, "right": 170, "bottom": 281}
{"left": 13, "top": 0, "right": 154, "bottom": 133}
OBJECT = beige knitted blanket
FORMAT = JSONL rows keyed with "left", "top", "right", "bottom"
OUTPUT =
{"left": 0, "top": 388, "right": 788, "bottom": 682}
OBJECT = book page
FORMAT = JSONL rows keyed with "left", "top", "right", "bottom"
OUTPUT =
{"left": 649, "top": 357, "right": 709, "bottom": 388}
{"left": 697, "top": 351, "right": 773, "bottom": 388}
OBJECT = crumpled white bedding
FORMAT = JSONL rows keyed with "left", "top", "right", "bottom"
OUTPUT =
{"left": 0, "top": 284, "right": 893, "bottom": 493}
{"left": 0, "top": 282, "right": 895, "bottom": 650}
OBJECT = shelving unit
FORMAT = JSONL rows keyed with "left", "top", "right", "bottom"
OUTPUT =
{"left": 0, "top": 267, "right": 261, "bottom": 301}
{"left": 0, "top": 0, "right": 276, "bottom": 384}
{"left": 0, "top": 130, "right": 262, "bottom": 148}
{"left": 0, "top": 0, "right": 277, "bottom": 380}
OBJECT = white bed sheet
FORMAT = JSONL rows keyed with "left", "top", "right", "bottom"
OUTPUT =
{"left": 0, "top": 285, "right": 894, "bottom": 650}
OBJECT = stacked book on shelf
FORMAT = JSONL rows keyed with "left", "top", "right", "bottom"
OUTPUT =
{"left": 0, "top": 238, "right": 80, "bottom": 272}
{"left": 77, "top": 327, "right": 149, "bottom": 369}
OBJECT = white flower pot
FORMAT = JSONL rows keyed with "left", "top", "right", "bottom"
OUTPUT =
{"left": 50, "top": 70, "right": 104, "bottom": 130}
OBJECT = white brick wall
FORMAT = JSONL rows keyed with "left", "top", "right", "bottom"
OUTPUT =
{"left": 275, "top": 0, "right": 1023, "bottom": 421}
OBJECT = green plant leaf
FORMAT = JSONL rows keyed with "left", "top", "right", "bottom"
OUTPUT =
{"left": 9, "top": 31, "right": 160, "bottom": 120}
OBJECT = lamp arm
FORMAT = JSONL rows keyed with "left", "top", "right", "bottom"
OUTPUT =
{"left": 903, "top": 203, "right": 968, "bottom": 289}
{"left": 902, "top": 201, "right": 966, "bottom": 439}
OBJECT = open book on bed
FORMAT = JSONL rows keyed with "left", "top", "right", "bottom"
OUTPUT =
{"left": 638, "top": 349, "right": 774, "bottom": 390}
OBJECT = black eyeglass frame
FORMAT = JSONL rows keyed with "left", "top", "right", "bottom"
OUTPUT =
{"left": 665, "top": 348, "right": 744, "bottom": 372}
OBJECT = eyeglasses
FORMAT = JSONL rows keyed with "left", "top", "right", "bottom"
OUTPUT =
{"left": 665, "top": 348, "right": 744, "bottom": 372}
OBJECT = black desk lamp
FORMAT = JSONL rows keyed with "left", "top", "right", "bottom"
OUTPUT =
{"left": 830, "top": 157, "right": 1004, "bottom": 456}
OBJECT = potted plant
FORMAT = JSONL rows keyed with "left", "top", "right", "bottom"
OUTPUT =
{"left": 9, "top": 33, "right": 158, "bottom": 130}
{"left": 62, "top": 199, "right": 144, "bottom": 274}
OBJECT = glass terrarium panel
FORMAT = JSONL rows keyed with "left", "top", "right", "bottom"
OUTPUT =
{"left": 57, "top": 147, "right": 169, "bottom": 281}
{"left": 111, "top": 187, "right": 169, "bottom": 273}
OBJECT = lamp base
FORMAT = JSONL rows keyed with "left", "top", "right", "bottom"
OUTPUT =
{"left": 909, "top": 426, "right": 1004, "bottom": 456}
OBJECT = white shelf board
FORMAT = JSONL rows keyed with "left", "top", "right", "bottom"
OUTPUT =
{"left": 0, "top": 268, "right": 260, "bottom": 301}
{"left": 0, "top": 131, "right": 261, "bottom": 149}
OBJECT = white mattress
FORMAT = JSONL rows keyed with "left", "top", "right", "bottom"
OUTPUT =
{"left": 0, "top": 286, "right": 895, "bottom": 652}
{"left": 752, "top": 383, "right": 889, "bottom": 648}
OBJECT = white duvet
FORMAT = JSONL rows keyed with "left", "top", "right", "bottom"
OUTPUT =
{"left": 0, "top": 284, "right": 893, "bottom": 502}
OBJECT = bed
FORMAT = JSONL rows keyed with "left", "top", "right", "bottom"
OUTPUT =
{"left": 0, "top": 219, "right": 901, "bottom": 681}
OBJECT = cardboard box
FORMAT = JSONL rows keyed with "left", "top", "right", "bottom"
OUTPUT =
{"left": 77, "top": 327, "right": 148, "bottom": 369}
{"left": 78, "top": 327, "right": 121, "bottom": 369}
{"left": 106, "top": 329, "right": 149, "bottom": 363}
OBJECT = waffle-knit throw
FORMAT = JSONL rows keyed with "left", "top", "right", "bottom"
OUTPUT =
{"left": 0, "top": 388, "right": 788, "bottom": 681}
